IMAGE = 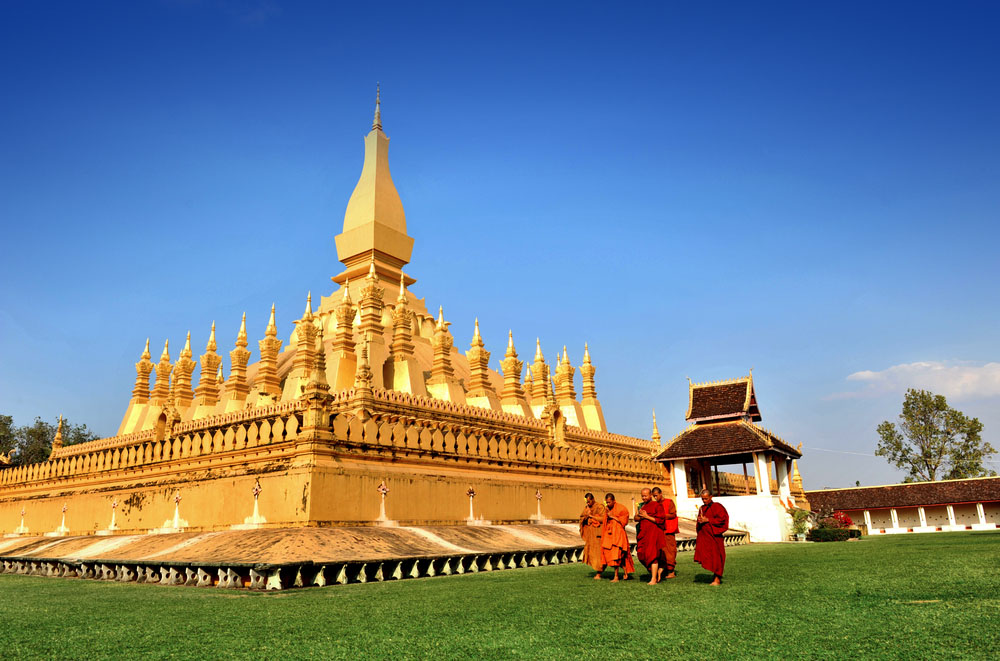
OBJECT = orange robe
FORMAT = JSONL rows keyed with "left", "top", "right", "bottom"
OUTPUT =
{"left": 579, "top": 503, "right": 606, "bottom": 571}
{"left": 658, "top": 497, "right": 678, "bottom": 572}
{"left": 601, "top": 502, "right": 635, "bottom": 573}
{"left": 694, "top": 501, "right": 729, "bottom": 577}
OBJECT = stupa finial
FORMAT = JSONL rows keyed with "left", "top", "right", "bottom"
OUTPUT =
{"left": 206, "top": 322, "right": 217, "bottom": 352}
{"left": 372, "top": 83, "right": 382, "bottom": 131}
{"left": 266, "top": 304, "right": 277, "bottom": 338}
{"left": 535, "top": 338, "right": 543, "bottom": 362}
{"left": 160, "top": 339, "right": 170, "bottom": 362}
{"left": 141, "top": 338, "right": 151, "bottom": 360}
{"left": 236, "top": 312, "right": 248, "bottom": 348}
{"left": 397, "top": 273, "right": 407, "bottom": 302}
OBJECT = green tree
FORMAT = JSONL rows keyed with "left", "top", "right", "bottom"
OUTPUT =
{"left": 0, "top": 414, "right": 14, "bottom": 463}
{"left": 876, "top": 389, "right": 995, "bottom": 482}
{"left": 0, "top": 415, "right": 100, "bottom": 466}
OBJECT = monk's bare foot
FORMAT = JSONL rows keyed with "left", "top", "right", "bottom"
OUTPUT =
{"left": 657, "top": 569, "right": 664, "bottom": 582}
{"left": 622, "top": 574, "right": 631, "bottom": 581}
{"left": 611, "top": 576, "right": 619, "bottom": 583}
{"left": 593, "top": 574, "right": 602, "bottom": 580}
{"left": 709, "top": 578, "right": 722, "bottom": 586}
{"left": 647, "top": 578, "right": 658, "bottom": 586}
{"left": 665, "top": 572, "right": 676, "bottom": 579}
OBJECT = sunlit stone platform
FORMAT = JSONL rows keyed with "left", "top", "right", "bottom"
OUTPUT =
{"left": 0, "top": 521, "right": 748, "bottom": 590}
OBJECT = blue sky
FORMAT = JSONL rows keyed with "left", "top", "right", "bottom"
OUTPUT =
{"left": 1, "top": 1, "right": 998, "bottom": 488}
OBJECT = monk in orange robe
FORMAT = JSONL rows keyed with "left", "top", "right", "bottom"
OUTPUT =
{"left": 693, "top": 489, "right": 729, "bottom": 586}
{"left": 633, "top": 488, "right": 667, "bottom": 585}
{"left": 652, "top": 486, "right": 678, "bottom": 579}
{"left": 579, "top": 492, "right": 606, "bottom": 577}
{"left": 601, "top": 493, "right": 634, "bottom": 582}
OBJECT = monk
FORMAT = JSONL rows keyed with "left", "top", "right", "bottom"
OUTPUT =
{"left": 633, "top": 488, "right": 667, "bottom": 585}
{"left": 579, "top": 492, "right": 606, "bottom": 578}
{"left": 651, "top": 487, "right": 678, "bottom": 580}
{"left": 601, "top": 493, "right": 634, "bottom": 582}
{"left": 693, "top": 489, "right": 729, "bottom": 586}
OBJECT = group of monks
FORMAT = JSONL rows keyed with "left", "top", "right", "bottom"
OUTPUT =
{"left": 579, "top": 487, "right": 730, "bottom": 586}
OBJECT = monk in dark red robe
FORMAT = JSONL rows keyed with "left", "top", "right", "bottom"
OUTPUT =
{"left": 633, "top": 488, "right": 668, "bottom": 585}
{"left": 652, "top": 487, "right": 677, "bottom": 579}
{"left": 601, "top": 493, "right": 634, "bottom": 582}
{"left": 694, "top": 489, "right": 729, "bottom": 586}
{"left": 579, "top": 492, "right": 606, "bottom": 578}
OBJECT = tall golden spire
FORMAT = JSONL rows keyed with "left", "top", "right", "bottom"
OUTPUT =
{"left": 465, "top": 318, "right": 495, "bottom": 398}
{"left": 227, "top": 313, "right": 252, "bottom": 401}
{"left": 531, "top": 339, "right": 550, "bottom": 404}
{"left": 499, "top": 331, "right": 527, "bottom": 406}
{"left": 132, "top": 338, "right": 154, "bottom": 402}
{"left": 194, "top": 322, "right": 222, "bottom": 409}
{"left": 290, "top": 294, "right": 318, "bottom": 390}
{"left": 173, "top": 331, "right": 197, "bottom": 408}
{"left": 390, "top": 274, "right": 414, "bottom": 359}
{"left": 554, "top": 345, "right": 576, "bottom": 402}
{"left": 332, "top": 279, "right": 357, "bottom": 354}
{"left": 257, "top": 304, "right": 283, "bottom": 397}
{"left": 151, "top": 340, "right": 172, "bottom": 403}
{"left": 652, "top": 409, "right": 661, "bottom": 444}
{"left": 334, "top": 88, "right": 414, "bottom": 286}
{"left": 580, "top": 342, "right": 598, "bottom": 401}
{"left": 429, "top": 307, "right": 455, "bottom": 382}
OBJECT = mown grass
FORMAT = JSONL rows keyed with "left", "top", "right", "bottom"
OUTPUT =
{"left": 1, "top": 532, "right": 999, "bottom": 660}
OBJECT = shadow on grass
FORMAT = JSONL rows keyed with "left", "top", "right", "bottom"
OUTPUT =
{"left": 692, "top": 573, "right": 717, "bottom": 584}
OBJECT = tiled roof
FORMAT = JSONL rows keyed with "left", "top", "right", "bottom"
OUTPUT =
{"left": 654, "top": 420, "right": 801, "bottom": 461}
{"left": 806, "top": 477, "right": 1000, "bottom": 511}
{"left": 686, "top": 377, "right": 761, "bottom": 422}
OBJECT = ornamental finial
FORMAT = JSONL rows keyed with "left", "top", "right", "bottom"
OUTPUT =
{"left": 372, "top": 83, "right": 382, "bottom": 131}
{"left": 266, "top": 304, "right": 277, "bottom": 338}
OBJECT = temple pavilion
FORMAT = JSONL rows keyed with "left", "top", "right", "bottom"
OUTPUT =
{"left": 654, "top": 374, "right": 806, "bottom": 541}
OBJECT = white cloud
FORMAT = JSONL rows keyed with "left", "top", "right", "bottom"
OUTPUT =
{"left": 829, "top": 361, "right": 1000, "bottom": 401}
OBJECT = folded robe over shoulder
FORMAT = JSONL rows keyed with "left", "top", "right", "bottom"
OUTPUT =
{"left": 635, "top": 500, "right": 668, "bottom": 570}
{"left": 601, "top": 502, "right": 635, "bottom": 573}
{"left": 580, "top": 503, "right": 606, "bottom": 571}
{"left": 694, "top": 501, "right": 729, "bottom": 576}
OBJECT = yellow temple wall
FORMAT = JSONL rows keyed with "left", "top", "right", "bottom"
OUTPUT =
{"left": 1, "top": 391, "right": 668, "bottom": 535}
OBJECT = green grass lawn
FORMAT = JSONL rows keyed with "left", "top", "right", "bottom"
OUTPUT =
{"left": 2, "top": 532, "right": 999, "bottom": 660}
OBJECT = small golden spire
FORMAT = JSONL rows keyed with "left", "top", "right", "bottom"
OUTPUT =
{"left": 52, "top": 414, "right": 64, "bottom": 450}
{"left": 160, "top": 339, "right": 170, "bottom": 362}
{"left": 436, "top": 306, "right": 445, "bottom": 330}
{"left": 141, "top": 338, "right": 151, "bottom": 360}
{"left": 236, "top": 312, "right": 248, "bottom": 348}
{"left": 265, "top": 304, "right": 277, "bottom": 338}
{"left": 181, "top": 331, "right": 192, "bottom": 359}
{"left": 397, "top": 273, "right": 407, "bottom": 303}
{"left": 304, "top": 292, "right": 313, "bottom": 319}
{"left": 367, "top": 258, "right": 377, "bottom": 280}
{"left": 535, "top": 338, "right": 543, "bottom": 362}
{"left": 216, "top": 365, "right": 225, "bottom": 385}
{"left": 372, "top": 83, "right": 382, "bottom": 131}
{"left": 343, "top": 278, "right": 352, "bottom": 303}
{"left": 562, "top": 346, "right": 569, "bottom": 366}
{"left": 507, "top": 330, "right": 515, "bottom": 353}
{"left": 583, "top": 342, "right": 591, "bottom": 364}
{"left": 206, "top": 322, "right": 217, "bottom": 352}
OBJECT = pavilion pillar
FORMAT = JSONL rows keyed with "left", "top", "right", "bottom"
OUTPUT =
{"left": 753, "top": 453, "right": 770, "bottom": 495}
{"left": 890, "top": 508, "right": 900, "bottom": 531}
{"left": 918, "top": 507, "right": 928, "bottom": 528}
{"left": 977, "top": 503, "right": 987, "bottom": 525}
{"left": 863, "top": 510, "right": 873, "bottom": 533}
{"left": 776, "top": 458, "right": 791, "bottom": 500}
{"left": 671, "top": 461, "right": 688, "bottom": 502}
{"left": 947, "top": 505, "right": 957, "bottom": 527}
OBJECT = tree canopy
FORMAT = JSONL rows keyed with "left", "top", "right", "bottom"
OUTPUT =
{"left": 875, "top": 389, "right": 995, "bottom": 483}
{"left": 0, "top": 415, "right": 99, "bottom": 466}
